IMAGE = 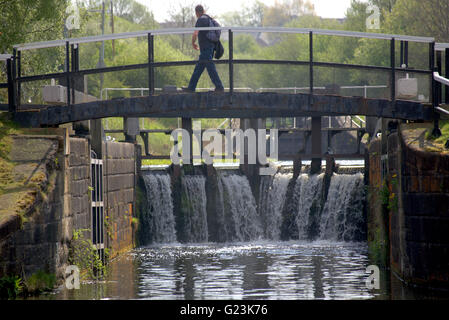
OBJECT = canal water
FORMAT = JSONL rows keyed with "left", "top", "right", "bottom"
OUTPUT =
{"left": 31, "top": 167, "right": 443, "bottom": 300}
{"left": 41, "top": 240, "right": 385, "bottom": 300}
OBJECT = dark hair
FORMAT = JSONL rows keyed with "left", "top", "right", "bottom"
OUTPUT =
{"left": 195, "top": 5, "right": 204, "bottom": 14}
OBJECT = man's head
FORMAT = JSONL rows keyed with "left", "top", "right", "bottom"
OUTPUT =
{"left": 195, "top": 5, "right": 205, "bottom": 18}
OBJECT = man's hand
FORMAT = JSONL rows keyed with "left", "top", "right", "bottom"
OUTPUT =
{"left": 192, "top": 31, "right": 199, "bottom": 50}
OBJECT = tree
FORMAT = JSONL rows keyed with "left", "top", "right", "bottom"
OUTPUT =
{"left": 262, "top": 0, "right": 315, "bottom": 27}
{"left": 385, "top": 0, "right": 449, "bottom": 42}
{"left": 0, "top": 0, "right": 67, "bottom": 53}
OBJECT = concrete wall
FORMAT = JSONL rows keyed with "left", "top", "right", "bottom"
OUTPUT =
{"left": 0, "top": 133, "right": 137, "bottom": 280}
{"left": 367, "top": 123, "right": 449, "bottom": 290}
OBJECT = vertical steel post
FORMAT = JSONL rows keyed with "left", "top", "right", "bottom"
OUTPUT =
{"left": 148, "top": 33, "right": 154, "bottom": 95}
{"left": 66, "top": 41, "right": 71, "bottom": 106}
{"left": 437, "top": 50, "right": 442, "bottom": 105}
{"left": 390, "top": 38, "right": 395, "bottom": 102}
{"left": 429, "top": 41, "right": 441, "bottom": 137}
{"left": 6, "top": 58, "right": 16, "bottom": 113}
{"left": 12, "top": 49, "right": 18, "bottom": 107}
{"left": 445, "top": 48, "right": 449, "bottom": 103}
{"left": 404, "top": 41, "right": 409, "bottom": 67}
{"left": 17, "top": 50, "right": 21, "bottom": 106}
{"left": 70, "top": 44, "right": 76, "bottom": 104}
{"left": 400, "top": 40, "right": 404, "bottom": 67}
{"left": 309, "top": 31, "right": 313, "bottom": 103}
{"left": 229, "top": 29, "right": 234, "bottom": 101}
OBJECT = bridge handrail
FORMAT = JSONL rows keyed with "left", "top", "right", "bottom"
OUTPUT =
{"left": 0, "top": 27, "right": 442, "bottom": 114}
{"left": 434, "top": 71, "right": 449, "bottom": 87}
{"left": 12, "top": 26, "right": 435, "bottom": 51}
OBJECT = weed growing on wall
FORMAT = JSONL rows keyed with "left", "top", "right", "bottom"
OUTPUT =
{"left": 68, "top": 228, "right": 107, "bottom": 279}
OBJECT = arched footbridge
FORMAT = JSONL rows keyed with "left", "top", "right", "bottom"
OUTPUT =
{"left": 0, "top": 27, "right": 448, "bottom": 141}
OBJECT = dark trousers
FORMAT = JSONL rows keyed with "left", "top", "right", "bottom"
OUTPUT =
{"left": 188, "top": 47, "right": 224, "bottom": 91}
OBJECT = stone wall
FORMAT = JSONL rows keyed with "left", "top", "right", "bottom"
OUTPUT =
{"left": 103, "top": 141, "right": 136, "bottom": 257}
{"left": 0, "top": 134, "right": 70, "bottom": 279}
{"left": 0, "top": 132, "right": 138, "bottom": 281}
{"left": 367, "top": 123, "right": 449, "bottom": 290}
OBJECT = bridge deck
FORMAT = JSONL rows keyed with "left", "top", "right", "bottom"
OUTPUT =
{"left": 14, "top": 92, "right": 433, "bottom": 127}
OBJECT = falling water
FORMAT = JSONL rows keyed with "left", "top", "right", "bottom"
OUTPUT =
{"left": 294, "top": 173, "right": 325, "bottom": 240}
{"left": 320, "top": 173, "right": 365, "bottom": 241}
{"left": 142, "top": 173, "right": 177, "bottom": 243}
{"left": 219, "top": 173, "right": 263, "bottom": 242}
{"left": 259, "top": 173, "right": 292, "bottom": 240}
{"left": 181, "top": 175, "right": 208, "bottom": 243}
{"left": 142, "top": 170, "right": 365, "bottom": 243}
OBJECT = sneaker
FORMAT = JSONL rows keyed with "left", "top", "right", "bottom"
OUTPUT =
{"left": 214, "top": 87, "right": 225, "bottom": 93}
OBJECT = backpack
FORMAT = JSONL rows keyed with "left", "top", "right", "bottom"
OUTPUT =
{"left": 205, "top": 15, "right": 221, "bottom": 43}
{"left": 214, "top": 40, "right": 224, "bottom": 59}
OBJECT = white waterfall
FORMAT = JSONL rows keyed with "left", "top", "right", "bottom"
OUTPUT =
{"left": 294, "top": 173, "right": 325, "bottom": 240}
{"left": 181, "top": 175, "right": 208, "bottom": 243}
{"left": 142, "top": 173, "right": 177, "bottom": 243}
{"left": 219, "top": 173, "right": 263, "bottom": 242}
{"left": 259, "top": 173, "right": 292, "bottom": 240}
{"left": 142, "top": 170, "right": 366, "bottom": 244}
{"left": 319, "top": 173, "right": 365, "bottom": 241}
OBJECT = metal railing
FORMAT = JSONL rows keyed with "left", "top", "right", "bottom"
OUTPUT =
{"left": 0, "top": 26, "right": 441, "bottom": 114}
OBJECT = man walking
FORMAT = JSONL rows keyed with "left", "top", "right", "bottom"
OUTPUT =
{"left": 184, "top": 5, "right": 224, "bottom": 92}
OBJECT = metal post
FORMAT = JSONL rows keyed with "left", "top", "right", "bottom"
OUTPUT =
{"left": 66, "top": 41, "right": 71, "bottom": 106}
{"left": 148, "top": 33, "right": 154, "bottom": 95}
{"left": 404, "top": 41, "right": 409, "bottom": 67}
{"left": 437, "top": 50, "right": 442, "bottom": 105}
{"left": 6, "top": 58, "right": 16, "bottom": 113}
{"left": 445, "top": 48, "right": 449, "bottom": 103}
{"left": 400, "top": 40, "right": 404, "bottom": 67}
{"left": 309, "top": 31, "right": 313, "bottom": 104}
{"left": 390, "top": 38, "right": 395, "bottom": 102}
{"left": 70, "top": 44, "right": 76, "bottom": 104}
{"left": 429, "top": 42, "right": 441, "bottom": 137}
{"left": 17, "top": 50, "right": 21, "bottom": 106}
{"left": 229, "top": 29, "right": 234, "bottom": 101}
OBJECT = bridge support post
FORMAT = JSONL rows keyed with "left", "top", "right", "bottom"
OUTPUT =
{"left": 90, "top": 119, "right": 104, "bottom": 158}
{"left": 124, "top": 117, "right": 139, "bottom": 143}
{"left": 182, "top": 117, "right": 193, "bottom": 165}
{"left": 310, "top": 116, "right": 321, "bottom": 174}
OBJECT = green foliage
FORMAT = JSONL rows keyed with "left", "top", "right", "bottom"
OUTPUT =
{"left": 0, "top": 275, "right": 22, "bottom": 300}
{"left": 68, "top": 228, "right": 107, "bottom": 279}
{"left": 23, "top": 270, "right": 56, "bottom": 295}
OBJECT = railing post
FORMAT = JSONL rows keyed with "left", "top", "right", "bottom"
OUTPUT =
{"left": 70, "top": 44, "right": 76, "bottom": 104}
{"left": 16, "top": 50, "right": 21, "bottom": 106}
{"left": 229, "top": 29, "right": 234, "bottom": 102}
{"left": 404, "top": 41, "right": 409, "bottom": 67}
{"left": 445, "top": 48, "right": 449, "bottom": 104}
{"left": 148, "top": 33, "right": 154, "bottom": 95}
{"left": 65, "top": 41, "right": 71, "bottom": 107}
{"left": 390, "top": 38, "right": 395, "bottom": 103}
{"left": 309, "top": 31, "right": 313, "bottom": 104}
{"left": 6, "top": 57, "right": 16, "bottom": 113}
{"left": 437, "top": 49, "right": 442, "bottom": 105}
{"left": 429, "top": 41, "right": 441, "bottom": 137}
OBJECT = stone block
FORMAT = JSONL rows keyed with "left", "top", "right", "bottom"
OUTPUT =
{"left": 403, "top": 193, "right": 449, "bottom": 217}
{"left": 405, "top": 216, "right": 449, "bottom": 244}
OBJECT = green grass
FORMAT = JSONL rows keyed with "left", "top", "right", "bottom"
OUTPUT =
{"left": 104, "top": 117, "right": 230, "bottom": 158}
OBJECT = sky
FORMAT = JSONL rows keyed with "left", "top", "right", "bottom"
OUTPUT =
{"left": 135, "top": 0, "right": 355, "bottom": 23}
